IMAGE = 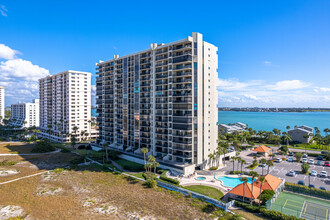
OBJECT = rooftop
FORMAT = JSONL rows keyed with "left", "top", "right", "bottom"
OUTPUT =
{"left": 253, "top": 145, "right": 271, "bottom": 153}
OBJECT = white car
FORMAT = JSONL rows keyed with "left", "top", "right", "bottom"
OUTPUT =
{"left": 287, "top": 157, "right": 293, "bottom": 162}
{"left": 275, "top": 158, "right": 282, "bottom": 163}
{"left": 310, "top": 170, "right": 317, "bottom": 176}
{"left": 259, "top": 163, "right": 267, "bottom": 167}
{"left": 320, "top": 171, "right": 328, "bottom": 178}
{"left": 303, "top": 154, "right": 308, "bottom": 158}
{"left": 308, "top": 159, "right": 314, "bottom": 165}
{"left": 301, "top": 158, "right": 308, "bottom": 163}
{"left": 288, "top": 170, "right": 295, "bottom": 176}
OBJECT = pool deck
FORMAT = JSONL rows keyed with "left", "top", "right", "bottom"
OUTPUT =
{"left": 174, "top": 174, "right": 251, "bottom": 194}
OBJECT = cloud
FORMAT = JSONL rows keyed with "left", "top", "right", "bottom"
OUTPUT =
{"left": 319, "top": 87, "right": 330, "bottom": 92}
{"left": 0, "top": 5, "right": 8, "bottom": 17}
{"left": 264, "top": 61, "right": 272, "bottom": 65}
{"left": 0, "top": 44, "right": 50, "bottom": 105}
{"left": 266, "top": 80, "right": 310, "bottom": 91}
{"left": 0, "top": 44, "right": 20, "bottom": 60}
{"left": 217, "top": 78, "right": 330, "bottom": 107}
{"left": 0, "top": 58, "right": 49, "bottom": 81}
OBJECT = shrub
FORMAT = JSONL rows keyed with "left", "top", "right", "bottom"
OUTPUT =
{"left": 209, "top": 166, "right": 218, "bottom": 170}
{"left": 78, "top": 145, "right": 86, "bottom": 149}
{"left": 70, "top": 156, "right": 85, "bottom": 165}
{"left": 260, "top": 208, "right": 303, "bottom": 220}
{"left": 260, "top": 189, "right": 275, "bottom": 204}
{"left": 301, "top": 163, "right": 310, "bottom": 174}
{"left": 144, "top": 179, "right": 157, "bottom": 188}
{"left": 230, "top": 171, "right": 250, "bottom": 175}
{"left": 31, "top": 140, "right": 56, "bottom": 153}
{"left": 159, "top": 175, "right": 180, "bottom": 185}
{"left": 0, "top": 160, "right": 18, "bottom": 166}
{"left": 285, "top": 182, "right": 330, "bottom": 200}
{"left": 234, "top": 201, "right": 261, "bottom": 213}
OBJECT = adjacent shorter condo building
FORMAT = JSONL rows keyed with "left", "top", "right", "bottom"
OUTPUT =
{"left": 0, "top": 86, "right": 4, "bottom": 121}
{"left": 96, "top": 32, "right": 219, "bottom": 174}
{"left": 10, "top": 99, "right": 39, "bottom": 128}
{"left": 38, "top": 70, "right": 92, "bottom": 142}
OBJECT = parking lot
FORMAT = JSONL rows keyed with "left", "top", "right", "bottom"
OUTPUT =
{"left": 219, "top": 150, "right": 330, "bottom": 190}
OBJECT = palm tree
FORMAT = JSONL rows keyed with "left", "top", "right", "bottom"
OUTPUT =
{"left": 219, "top": 142, "right": 229, "bottom": 166}
{"left": 283, "top": 134, "right": 292, "bottom": 147}
{"left": 323, "top": 128, "right": 329, "bottom": 136}
{"left": 102, "top": 142, "right": 109, "bottom": 161}
{"left": 240, "top": 177, "right": 249, "bottom": 203}
{"left": 240, "top": 159, "right": 247, "bottom": 174}
{"left": 266, "top": 160, "right": 273, "bottom": 174}
{"left": 258, "top": 176, "right": 266, "bottom": 207}
{"left": 47, "top": 124, "right": 52, "bottom": 140}
{"left": 208, "top": 153, "right": 216, "bottom": 167}
{"left": 249, "top": 171, "right": 259, "bottom": 205}
{"left": 230, "top": 156, "right": 237, "bottom": 172}
{"left": 286, "top": 126, "right": 291, "bottom": 130}
{"left": 141, "top": 147, "right": 149, "bottom": 167}
{"left": 147, "top": 155, "right": 156, "bottom": 173}
{"left": 259, "top": 158, "right": 267, "bottom": 175}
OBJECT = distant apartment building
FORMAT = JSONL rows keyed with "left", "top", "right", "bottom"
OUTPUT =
{"left": 218, "top": 122, "right": 247, "bottom": 134}
{"left": 39, "top": 70, "right": 92, "bottom": 142}
{"left": 0, "top": 86, "right": 4, "bottom": 121}
{"left": 96, "top": 32, "right": 218, "bottom": 174}
{"left": 10, "top": 99, "right": 39, "bottom": 128}
{"left": 288, "top": 125, "right": 313, "bottom": 143}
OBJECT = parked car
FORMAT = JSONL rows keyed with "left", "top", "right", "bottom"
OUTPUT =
{"left": 310, "top": 170, "right": 317, "bottom": 176}
{"left": 308, "top": 184, "right": 315, "bottom": 188}
{"left": 288, "top": 152, "right": 294, "bottom": 156}
{"left": 288, "top": 170, "right": 295, "bottom": 176}
{"left": 303, "top": 154, "right": 308, "bottom": 158}
{"left": 320, "top": 187, "right": 326, "bottom": 190}
{"left": 308, "top": 159, "right": 314, "bottom": 165}
{"left": 301, "top": 158, "right": 308, "bottom": 163}
{"left": 298, "top": 180, "right": 305, "bottom": 185}
{"left": 317, "top": 161, "right": 322, "bottom": 166}
{"left": 320, "top": 171, "right": 328, "bottom": 178}
{"left": 317, "top": 155, "right": 323, "bottom": 160}
{"left": 259, "top": 163, "right": 267, "bottom": 167}
{"left": 287, "top": 157, "right": 293, "bottom": 162}
{"left": 325, "top": 161, "right": 330, "bottom": 167}
{"left": 275, "top": 158, "right": 282, "bottom": 163}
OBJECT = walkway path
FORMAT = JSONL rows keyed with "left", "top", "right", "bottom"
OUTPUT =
{"left": 0, "top": 171, "right": 48, "bottom": 185}
{"left": 0, "top": 149, "right": 61, "bottom": 156}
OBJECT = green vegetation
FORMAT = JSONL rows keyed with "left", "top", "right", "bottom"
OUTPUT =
{"left": 115, "top": 159, "right": 145, "bottom": 172}
{"left": 31, "top": 140, "right": 56, "bottom": 153}
{"left": 301, "top": 163, "right": 310, "bottom": 174}
{"left": 0, "top": 160, "right": 18, "bottom": 166}
{"left": 284, "top": 182, "right": 330, "bottom": 200}
{"left": 260, "top": 189, "right": 275, "bottom": 204}
{"left": 184, "top": 185, "right": 224, "bottom": 200}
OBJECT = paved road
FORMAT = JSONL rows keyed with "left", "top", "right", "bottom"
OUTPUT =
{"left": 219, "top": 150, "right": 330, "bottom": 190}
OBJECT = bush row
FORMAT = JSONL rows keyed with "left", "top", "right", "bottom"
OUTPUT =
{"left": 159, "top": 175, "right": 180, "bottom": 185}
{"left": 235, "top": 201, "right": 302, "bottom": 220}
{"left": 229, "top": 171, "right": 250, "bottom": 175}
{"left": 285, "top": 182, "right": 330, "bottom": 200}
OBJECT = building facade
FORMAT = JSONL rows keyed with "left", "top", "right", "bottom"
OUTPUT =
{"left": 10, "top": 99, "right": 39, "bottom": 128}
{"left": 39, "top": 70, "right": 92, "bottom": 142}
{"left": 96, "top": 33, "right": 218, "bottom": 172}
{"left": 288, "top": 125, "right": 313, "bottom": 143}
{"left": 0, "top": 86, "right": 4, "bottom": 121}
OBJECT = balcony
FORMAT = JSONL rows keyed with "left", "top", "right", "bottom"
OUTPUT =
{"left": 173, "top": 55, "right": 192, "bottom": 64}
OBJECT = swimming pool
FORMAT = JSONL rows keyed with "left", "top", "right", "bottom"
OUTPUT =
{"left": 196, "top": 177, "right": 206, "bottom": 181}
{"left": 217, "top": 176, "right": 254, "bottom": 188}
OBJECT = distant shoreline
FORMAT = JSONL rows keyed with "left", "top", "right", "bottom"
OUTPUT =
{"left": 218, "top": 108, "right": 330, "bottom": 113}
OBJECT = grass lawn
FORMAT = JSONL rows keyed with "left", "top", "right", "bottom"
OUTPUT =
{"left": 271, "top": 191, "right": 330, "bottom": 219}
{"left": 184, "top": 185, "right": 224, "bottom": 200}
{"left": 114, "top": 159, "right": 145, "bottom": 172}
{"left": 131, "top": 172, "right": 145, "bottom": 179}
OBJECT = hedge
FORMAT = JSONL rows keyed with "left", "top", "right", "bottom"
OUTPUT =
{"left": 307, "top": 152, "right": 321, "bottom": 157}
{"left": 235, "top": 201, "right": 303, "bottom": 220}
{"left": 260, "top": 208, "right": 303, "bottom": 220}
{"left": 230, "top": 171, "right": 250, "bottom": 175}
{"left": 159, "top": 175, "right": 180, "bottom": 185}
{"left": 285, "top": 182, "right": 330, "bottom": 200}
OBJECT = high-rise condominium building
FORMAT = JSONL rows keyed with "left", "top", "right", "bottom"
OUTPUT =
{"left": 0, "top": 86, "right": 4, "bottom": 121}
{"left": 39, "top": 70, "right": 91, "bottom": 142}
{"left": 10, "top": 99, "right": 39, "bottom": 128}
{"left": 96, "top": 33, "right": 218, "bottom": 173}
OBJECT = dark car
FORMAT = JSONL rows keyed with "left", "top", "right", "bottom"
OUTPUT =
{"left": 308, "top": 184, "right": 315, "bottom": 189}
{"left": 298, "top": 180, "right": 305, "bottom": 186}
{"left": 320, "top": 187, "right": 326, "bottom": 190}
{"left": 288, "top": 152, "right": 294, "bottom": 156}
{"left": 317, "top": 155, "right": 323, "bottom": 160}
